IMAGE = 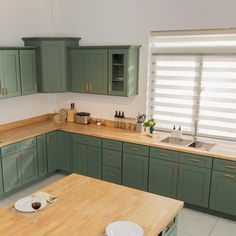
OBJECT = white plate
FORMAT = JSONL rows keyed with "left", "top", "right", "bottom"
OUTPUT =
{"left": 14, "top": 196, "right": 47, "bottom": 213}
{"left": 106, "top": 221, "right": 144, "bottom": 236}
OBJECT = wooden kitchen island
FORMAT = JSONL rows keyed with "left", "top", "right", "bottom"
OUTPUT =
{"left": 0, "top": 174, "right": 183, "bottom": 236}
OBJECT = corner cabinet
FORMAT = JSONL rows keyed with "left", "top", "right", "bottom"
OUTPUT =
{"left": 22, "top": 37, "right": 81, "bottom": 93}
{"left": 70, "top": 45, "right": 140, "bottom": 96}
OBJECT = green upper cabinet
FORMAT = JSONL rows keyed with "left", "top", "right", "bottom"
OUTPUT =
{"left": 123, "top": 153, "right": 148, "bottom": 191}
{"left": 149, "top": 158, "right": 178, "bottom": 199}
{"left": 71, "top": 48, "right": 107, "bottom": 94}
{"left": 0, "top": 50, "right": 21, "bottom": 98}
{"left": 37, "top": 134, "right": 48, "bottom": 177}
{"left": 108, "top": 47, "right": 140, "bottom": 96}
{"left": 70, "top": 45, "right": 140, "bottom": 96}
{"left": 19, "top": 50, "right": 37, "bottom": 95}
{"left": 177, "top": 164, "right": 211, "bottom": 208}
{"left": 22, "top": 37, "right": 81, "bottom": 93}
{"left": 47, "top": 132, "right": 58, "bottom": 173}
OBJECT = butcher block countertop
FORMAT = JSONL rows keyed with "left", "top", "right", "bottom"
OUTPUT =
{"left": 0, "top": 174, "right": 183, "bottom": 236}
{"left": 0, "top": 118, "right": 236, "bottom": 161}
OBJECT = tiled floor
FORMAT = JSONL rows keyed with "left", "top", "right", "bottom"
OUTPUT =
{"left": 0, "top": 174, "right": 235, "bottom": 236}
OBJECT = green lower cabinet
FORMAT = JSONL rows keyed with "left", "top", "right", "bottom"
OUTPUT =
{"left": 72, "top": 143, "right": 87, "bottom": 175}
{"left": 37, "top": 134, "right": 48, "bottom": 177}
{"left": 21, "top": 148, "right": 38, "bottom": 185}
{"left": 102, "top": 166, "right": 121, "bottom": 184}
{"left": 87, "top": 145, "right": 102, "bottom": 179}
{"left": 47, "top": 132, "right": 58, "bottom": 173}
{"left": 177, "top": 164, "right": 211, "bottom": 208}
{"left": 2, "top": 153, "right": 21, "bottom": 193}
{"left": 149, "top": 158, "right": 178, "bottom": 199}
{"left": 0, "top": 157, "right": 3, "bottom": 194}
{"left": 123, "top": 153, "right": 148, "bottom": 191}
{"left": 57, "top": 132, "right": 71, "bottom": 172}
{"left": 209, "top": 170, "right": 236, "bottom": 215}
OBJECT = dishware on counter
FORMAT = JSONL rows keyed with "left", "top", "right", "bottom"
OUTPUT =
{"left": 106, "top": 221, "right": 144, "bottom": 236}
{"left": 14, "top": 195, "right": 47, "bottom": 213}
{"left": 76, "top": 112, "right": 90, "bottom": 124}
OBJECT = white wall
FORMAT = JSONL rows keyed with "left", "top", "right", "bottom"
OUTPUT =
{"left": 1, "top": 0, "right": 236, "bottom": 124}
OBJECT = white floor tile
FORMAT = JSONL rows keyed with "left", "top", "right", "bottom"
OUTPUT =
{"left": 210, "top": 218, "right": 236, "bottom": 236}
{"left": 0, "top": 197, "right": 14, "bottom": 208}
{"left": 178, "top": 208, "right": 219, "bottom": 236}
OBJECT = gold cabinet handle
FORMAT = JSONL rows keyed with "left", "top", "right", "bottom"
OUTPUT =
{"left": 160, "top": 153, "right": 169, "bottom": 156}
{"left": 224, "top": 173, "right": 235, "bottom": 178}
{"left": 190, "top": 158, "right": 200, "bottom": 163}
{"left": 89, "top": 83, "right": 92, "bottom": 91}
{"left": 225, "top": 165, "right": 236, "bottom": 170}
{"left": 107, "top": 144, "right": 116, "bottom": 147}
{"left": 106, "top": 171, "right": 116, "bottom": 177}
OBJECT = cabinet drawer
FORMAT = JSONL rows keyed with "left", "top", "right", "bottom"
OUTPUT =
{"left": 150, "top": 147, "right": 179, "bottom": 162}
{"left": 1, "top": 143, "right": 20, "bottom": 156}
{"left": 72, "top": 134, "right": 101, "bottom": 147}
{"left": 103, "top": 149, "right": 122, "bottom": 168}
{"left": 20, "top": 138, "right": 36, "bottom": 151}
{"left": 179, "top": 153, "right": 212, "bottom": 169}
{"left": 123, "top": 142, "right": 149, "bottom": 156}
{"left": 213, "top": 158, "right": 236, "bottom": 174}
{"left": 103, "top": 139, "right": 122, "bottom": 151}
{"left": 102, "top": 166, "right": 121, "bottom": 184}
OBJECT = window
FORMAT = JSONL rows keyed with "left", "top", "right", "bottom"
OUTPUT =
{"left": 148, "top": 29, "right": 236, "bottom": 140}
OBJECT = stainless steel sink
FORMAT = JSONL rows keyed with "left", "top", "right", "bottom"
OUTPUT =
{"left": 161, "top": 137, "right": 193, "bottom": 146}
{"left": 188, "top": 141, "right": 215, "bottom": 151}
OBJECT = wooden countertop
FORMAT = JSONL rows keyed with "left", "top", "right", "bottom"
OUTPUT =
{"left": 0, "top": 174, "right": 183, "bottom": 236}
{"left": 1, "top": 119, "right": 236, "bottom": 161}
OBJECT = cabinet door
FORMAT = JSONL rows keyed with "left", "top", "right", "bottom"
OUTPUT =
{"left": 2, "top": 153, "right": 21, "bottom": 193}
{"left": 19, "top": 50, "right": 37, "bottom": 95}
{"left": 2, "top": 50, "right": 21, "bottom": 98}
{"left": 148, "top": 158, "right": 178, "bottom": 199}
{"left": 177, "top": 164, "right": 211, "bottom": 208}
{"left": 108, "top": 49, "right": 128, "bottom": 96}
{"left": 71, "top": 49, "right": 88, "bottom": 93}
{"left": 123, "top": 153, "right": 148, "bottom": 191}
{"left": 37, "top": 134, "right": 48, "bottom": 177}
{"left": 21, "top": 148, "right": 38, "bottom": 184}
{"left": 88, "top": 49, "right": 107, "bottom": 94}
{"left": 209, "top": 170, "right": 236, "bottom": 215}
{"left": 42, "top": 41, "right": 66, "bottom": 92}
{"left": 0, "top": 52, "right": 5, "bottom": 98}
{"left": 47, "top": 132, "right": 58, "bottom": 173}
{"left": 0, "top": 157, "right": 3, "bottom": 194}
{"left": 72, "top": 143, "right": 87, "bottom": 175}
{"left": 87, "top": 145, "right": 102, "bottom": 179}
{"left": 57, "top": 132, "right": 71, "bottom": 172}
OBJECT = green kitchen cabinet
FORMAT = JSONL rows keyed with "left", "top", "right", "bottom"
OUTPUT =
{"left": 0, "top": 50, "right": 21, "bottom": 98}
{"left": 37, "top": 134, "right": 48, "bottom": 177}
{"left": 72, "top": 143, "right": 87, "bottom": 175}
{"left": 22, "top": 37, "right": 81, "bottom": 93}
{"left": 57, "top": 131, "right": 71, "bottom": 172}
{"left": 0, "top": 157, "right": 3, "bottom": 194}
{"left": 123, "top": 153, "right": 148, "bottom": 191}
{"left": 149, "top": 158, "right": 178, "bottom": 199}
{"left": 47, "top": 132, "right": 58, "bottom": 173}
{"left": 2, "top": 153, "right": 22, "bottom": 193}
{"left": 108, "top": 46, "right": 140, "bottom": 96}
{"left": 209, "top": 170, "right": 236, "bottom": 215}
{"left": 177, "top": 164, "right": 211, "bottom": 208}
{"left": 71, "top": 48, "right": 107, "bottom": 94}
{"left": 19, "top": 50, "right": 37, "bottom": 95}
{"left": 87, "top": 145, "right": 102, "bottom": 179}
{"left": 21, "top": 148, "right": 38, "bottom": 185}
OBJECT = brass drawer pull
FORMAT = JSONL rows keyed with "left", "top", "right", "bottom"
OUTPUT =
{"left": 160, "top": 153, "right": 169, "bottom": 156}
{"left": 108, "top": 156, "right": 115, "bottom": 161}
{"left": 190, "top": 158, "right": 200, "bottom": 163}
{"left": 106, "top": 172, "right": 116, "bottom": 177}
{"left": 224, "top": 174, "right": 235, "bottom": 178}
{"left": 107, "top": 144, "right": 116, "bottom": 147}
{"left": 131, "top": 148, "right": 139, "bottom": 151}
{"left": 225, "top": 165, "right": 236, "bottom": 170}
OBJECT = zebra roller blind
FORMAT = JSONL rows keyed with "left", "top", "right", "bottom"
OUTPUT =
{"left": 149, "top": 29, "right": 236, "bottom": 140}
